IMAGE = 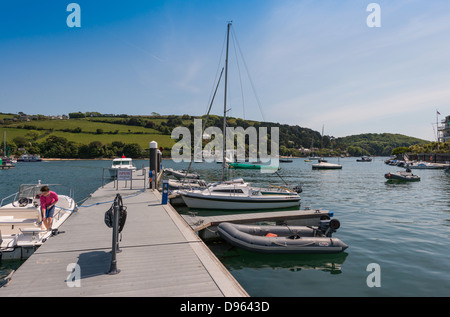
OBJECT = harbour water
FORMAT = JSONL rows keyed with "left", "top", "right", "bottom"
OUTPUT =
{"left": 1, "top": 158, "right": 449, "bottom": 296}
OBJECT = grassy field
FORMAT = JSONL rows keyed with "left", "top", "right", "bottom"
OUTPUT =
{"left": 49, "top": 131, "right": 174, "bottom": 149}
{"left": 1, "top": 117, "right": 175, "bottom": 149}
{"left": 8, "top": 118, "right": 161, "bottom": 134}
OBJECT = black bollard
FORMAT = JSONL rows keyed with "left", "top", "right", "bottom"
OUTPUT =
{"left": 149, "top": 141, "right": 158, "bottom": 189}
{"left": 108, "top": 194, "right": 121, "bottom": 275}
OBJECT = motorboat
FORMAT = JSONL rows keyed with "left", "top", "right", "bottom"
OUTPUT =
{"left": 312, "top": 159, "right": 342, "bottom": 170}
{"left": 109, "top": 156, "right": 136, "bottom": 177}
{"left": 17, "top": 154, "right": 42, "bottom": 162}
{"left": 407, "top": 161, "right": 447, "bottom": 169}
{"left": 0, "top": 182, "right": 77, "bottom": 260}
{"left": 179, "top": 180, "right": 301, "bottom": 210}
{"left": 357, "top": 156, "right": 372, "bottom": 162}
{"left": 217, "top": 219, "right": 348, "bottom": 254}
{"left": 384, "top": 171, "right": 420, "bottom": 182}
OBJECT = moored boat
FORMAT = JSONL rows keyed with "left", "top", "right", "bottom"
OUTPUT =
{"left": 0, "top": 157, "right": 15, "bottom": 169}
{"left": 109, "top": 156, "right": 136, "bottom": 177}
{"left": 217, "top": 219, "right": 347, "bottom": 254}
{"left": 228, "top": 162, "right": 280, "bottom": 171}
{"left": 0, "top": 182, "right": 77, "bottom": 260}
{"left": 312, "top": 159, "right": 342, "bottom": 170}
{"left": 17, "top": 154, "right": 42, "bottom": 162}
{"left": 168, "top": 178, "right": 207, "bottom": 190}
{"left": 357, "top": 156, "right": 372, "bottom": 162}
{"left": 408, "top": 161, "right": 447, "bottom": 169}
{"left": 180, "top": 180, "right": 301, "bottom": 210}
{"left": 384, "top": 171, "right": 420, "bottom": 182}
{"left": 164, "top": 168, "right": 200, "bottom": 180}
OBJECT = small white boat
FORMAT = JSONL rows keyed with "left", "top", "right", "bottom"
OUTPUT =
{"left": 408, "top": 161, "right": 447, "bottom": 169}
{"left": 312, "top": 159, "right": 342, "bottom": 170}
{"left": 168, "top": 179, "right": 207, "bottom": 190}
{"left": 180, "top": 180, "right": 301, "bottom": 210}
{"left": 0, "top": 182, "right": 77, "bottom": 260}
{"left": 109, "top": 156, "right": 137, "bottom": 177}
{"left": 164, "top": 168, "right": 199, "bottom": 180}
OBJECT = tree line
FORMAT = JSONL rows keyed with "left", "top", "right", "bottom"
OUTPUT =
{"left": 3, "top": 135, "right": 145, "bottom": 159}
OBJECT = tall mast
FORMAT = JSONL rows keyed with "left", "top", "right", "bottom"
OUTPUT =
{"left": 222, "top": 21, "right": 231, "bottom": 181}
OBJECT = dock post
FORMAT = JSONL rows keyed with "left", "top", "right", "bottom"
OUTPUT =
{"left": 108, "top": 194, "right": 121, "bottom": 275}
{"left": 162, "top": 179, "right": 169, "bottom": 205}
{"left": 149, "top": 141, "right": 158, "bottom": 187}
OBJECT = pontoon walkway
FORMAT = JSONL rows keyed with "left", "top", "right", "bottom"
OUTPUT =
{"left": 0, "top": 179, "right": 247, "bottom": 297}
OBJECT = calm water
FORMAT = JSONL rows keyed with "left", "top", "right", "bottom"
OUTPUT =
{"left": 1, "top": 158, "right": 449, "bottom": 296}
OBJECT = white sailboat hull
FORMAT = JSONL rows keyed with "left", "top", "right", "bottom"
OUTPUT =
{"left": 181, "top": 192, "right": 301, "bottom": 210}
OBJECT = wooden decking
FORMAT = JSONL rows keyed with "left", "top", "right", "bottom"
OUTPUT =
{"left": 182, "top": 209, "right": 332, "bottom": 232}
{"left": 0, "top": 178, "right": 248, "bottom": 297}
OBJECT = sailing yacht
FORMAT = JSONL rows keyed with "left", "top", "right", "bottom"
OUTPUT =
{"left": 179, "top": 22, "right": 301, "bottom": 210}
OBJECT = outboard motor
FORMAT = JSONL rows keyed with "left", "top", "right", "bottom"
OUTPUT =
{"left": 318, "top": 219, "right": 341, "bottom": 237}
{"left": 293, "top": 185, "right": 302, "bottom": 193}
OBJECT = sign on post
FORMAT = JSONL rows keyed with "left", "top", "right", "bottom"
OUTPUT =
{"left": 117, "top": 169, "right": 132, "bottom": 181}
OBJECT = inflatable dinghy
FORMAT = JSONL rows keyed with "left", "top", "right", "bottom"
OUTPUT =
{"left": 217, "top": 219, "right": 348, "bottom": 254}
{"left": 384, "top": 171, "right": 420, "bottom": 181}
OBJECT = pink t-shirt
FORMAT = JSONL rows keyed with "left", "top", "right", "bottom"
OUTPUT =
{"left": 40, "top": 191, "right": 59, "bottom": 209}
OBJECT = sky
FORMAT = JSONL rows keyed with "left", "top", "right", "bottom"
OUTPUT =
{"left": 1, "top": 0, "right": 450, "bottom": 141}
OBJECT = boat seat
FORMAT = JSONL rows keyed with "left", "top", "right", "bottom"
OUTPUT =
{"left": 20, "top": 227, "right": 47, "bottom": 234}
{"left": 0, "top": 220, "right": 41, "bottom": 235}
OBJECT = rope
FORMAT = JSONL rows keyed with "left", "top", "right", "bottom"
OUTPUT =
{"left": 271, "top": 240, "right": 316, "bottom": 247}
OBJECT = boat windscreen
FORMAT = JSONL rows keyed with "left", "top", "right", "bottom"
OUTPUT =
{"left": 18, "top": 185, "right": 41, "bottom": 200}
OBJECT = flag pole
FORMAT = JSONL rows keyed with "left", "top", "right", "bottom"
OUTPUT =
{"left": 436, "top": 109, "right": 440, "bottom": 143}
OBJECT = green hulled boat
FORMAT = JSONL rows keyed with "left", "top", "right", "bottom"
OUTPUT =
{"left": 228, "top": 162, "right": 280, "bottom": 171}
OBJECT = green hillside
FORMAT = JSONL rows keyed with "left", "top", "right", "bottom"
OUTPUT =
{"left": 334, "top": 133, "right": 428, "bottom": 156}
{"left": 0, "top": 112, "right": 430, "bottom": 158}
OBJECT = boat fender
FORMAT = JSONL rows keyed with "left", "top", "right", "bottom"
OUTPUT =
{"left": 265, "top": 233, "right": 278, "bottom": 237}
{"left": 387, "top": 173, "right": 391, "bottom": 178}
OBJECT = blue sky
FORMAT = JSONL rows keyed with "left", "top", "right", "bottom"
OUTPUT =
{"left": 1, "top": 0, "right": 450, "bottom": 141}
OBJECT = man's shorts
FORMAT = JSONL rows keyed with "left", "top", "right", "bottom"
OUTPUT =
{"left": 43, "top": 205, "right": 56, "bottom": 218}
